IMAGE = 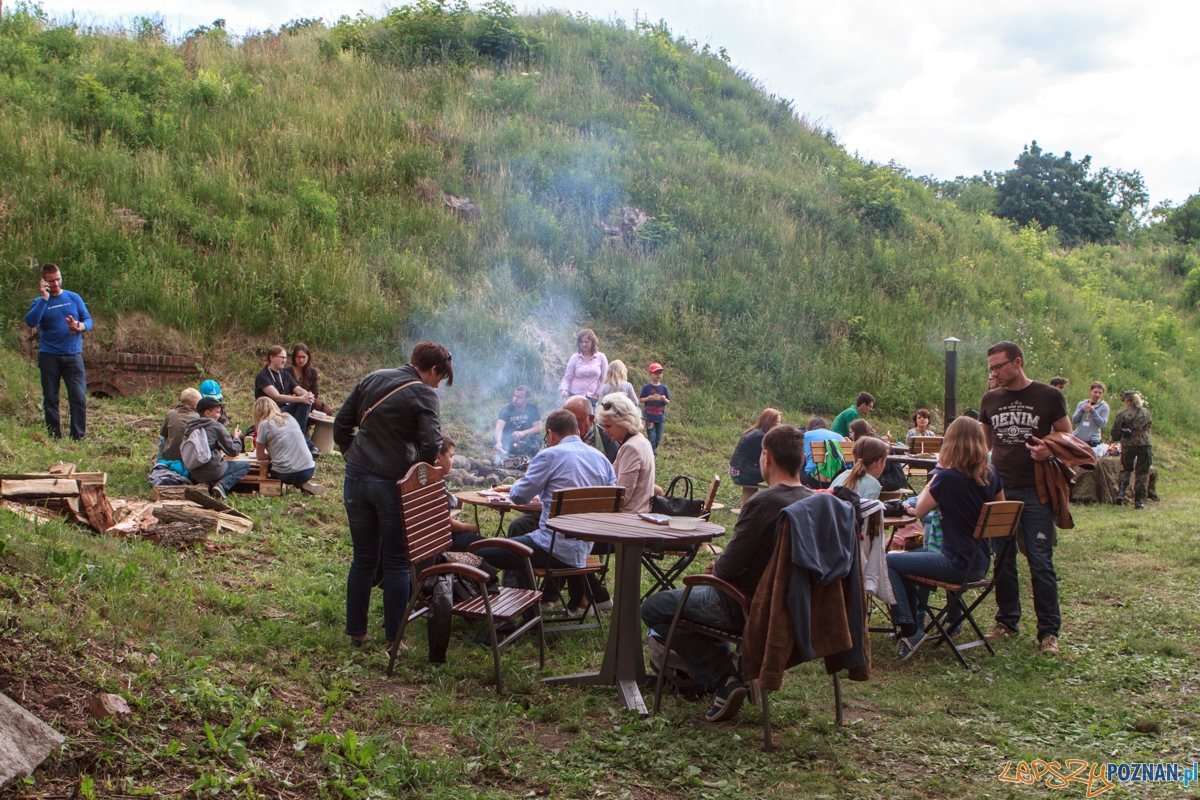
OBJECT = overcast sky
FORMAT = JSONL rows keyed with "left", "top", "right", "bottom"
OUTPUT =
{"left": 40, "top": 0, "right": 1200, "bottom": 207}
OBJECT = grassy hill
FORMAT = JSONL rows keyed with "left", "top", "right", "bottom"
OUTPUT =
{"left": 1, "top": 2, "right": 1199, "bottom": 429}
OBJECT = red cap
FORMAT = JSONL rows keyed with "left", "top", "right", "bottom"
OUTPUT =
{"left": 648, "top": 362, "right": 664, "bottom": 373}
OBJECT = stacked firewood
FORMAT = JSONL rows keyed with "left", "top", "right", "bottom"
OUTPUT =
{"left": 0, "top": 463, "right": 252, "bottom": 549}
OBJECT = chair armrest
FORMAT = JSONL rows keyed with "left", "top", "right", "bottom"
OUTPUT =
{"left": 415, "top": 562, "right": 490, "bottom": 586}
{"left": 468, "top": 538, "right": 534, "bottom": 558}
{"left": 682, "top": 574, "right": 750, "bottom": 614}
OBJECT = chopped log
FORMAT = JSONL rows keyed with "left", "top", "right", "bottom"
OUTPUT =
{"left": 46, "top": 462, "right": 76, "bottom": 476}
{"left": 79, "top": 484, "right": 115, "bottom": 533}
{"left": 141, "top": 522, "right": 208, "bottom": 548}
{"left": 183, "top": 489, "right": 254, "bottom": 521}
{"left": 151, "top": 486, "right": 190, "bottom": 502}
{"left": 0, "top": 692, "right": 65, "bottom": 790}
{"left": 0, "top": 472, "right": 104, "bottom": 485}
{"left": 151, "top": 504, "right": 253, "bottom": 534}
{"left": 0, "top": 479, "right": 79, "bottom": 500}
{"left": 0, "top": 501, "right": 58, "bottom": 526}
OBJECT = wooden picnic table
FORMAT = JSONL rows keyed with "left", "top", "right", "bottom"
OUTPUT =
{"left": 540, "top": 512, "right": 725, "bottom": 715}
{"left": 454, "top": 490, "right": 542, "bottom": 536}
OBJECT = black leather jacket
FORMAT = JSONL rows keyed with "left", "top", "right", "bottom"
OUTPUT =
{"left": 333, "top": 364, "right": 442, "bottom": 480}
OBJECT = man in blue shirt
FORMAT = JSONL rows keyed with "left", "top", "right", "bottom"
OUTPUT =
{"left": 24, "top": 264, "right": 92, "bottom": 440}
{"left": 474, "top": 409, "right": 616, "bottom": 613}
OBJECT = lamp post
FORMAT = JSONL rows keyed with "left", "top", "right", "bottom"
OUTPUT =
{"left": 944, "top": 337, "right": 960, "bottom": 424}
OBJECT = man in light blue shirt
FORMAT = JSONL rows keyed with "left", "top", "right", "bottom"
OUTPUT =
{"left": 474, "top": 409, "right": 616, "bottom": 608}
{"left": 24, "top": 263, "right": 93, "bottom": 440}
{"left": 1071, "top": 382, "right": 1110, "bottom": 446}
{"left": 801, "top": 416, "right": 846, "bottom": 488}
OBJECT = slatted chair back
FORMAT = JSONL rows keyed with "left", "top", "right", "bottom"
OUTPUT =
{"left": 910, "top": 436, "right": 943, "bottom": 456}
{"left": 397, "top": 462, "right": 451, "bottom": 565}
{"left": 703, "top": 476, "right": 720, "bottom": 512}
{"left": 810, "top": 439, "right": 828, "bottom": 465}
{"left": 973, "top": 500, "right": 1024, "bottom": 541}
{"left": 549, "top": 485, "right": 623, "bottom": 517}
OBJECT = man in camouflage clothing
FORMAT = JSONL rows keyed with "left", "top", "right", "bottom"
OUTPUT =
{"left": 1110, "top": 390, "right": 1152, "bottom": 510}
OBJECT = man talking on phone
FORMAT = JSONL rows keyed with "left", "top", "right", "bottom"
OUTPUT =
{"left": 25, "top": 263, "right": 93, "bottom": 440}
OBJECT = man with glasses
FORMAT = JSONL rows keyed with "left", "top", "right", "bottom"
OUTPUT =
{"left": 25, "top": 263, "right": 93, "bottom": 440}
{"left": 979, "top": 341, "right": 1071, "bottom": 656}
{"left": 831, "top": 392, "right": 875, "bottom": 438}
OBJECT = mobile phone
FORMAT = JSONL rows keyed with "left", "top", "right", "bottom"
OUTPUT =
{"left": 639, "top": 513, "right": 670, "bottom": 524}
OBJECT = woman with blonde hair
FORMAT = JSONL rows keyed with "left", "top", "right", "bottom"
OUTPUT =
{"left": 728, "top": 408, "right": 783, "bottom": 507}
{"left": 597, "top": 393, "right": 655, "bottom": 514}
{"left": 885, "top": 417, "right": 1005, "bottom": 661}
{"left": 1111, "top": 390, "right": 1152, "bottom": 509}
{"left": 830, "top": 435, "right": 889, "bottom": 499}
{"left": 252, "top": 396, "right": 321, "bottom": 495}
{"left": 559, "top": 328, "right": 608, "bottom": 406}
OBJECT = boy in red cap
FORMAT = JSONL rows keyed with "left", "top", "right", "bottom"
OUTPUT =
{"left": 638, "top": 363, "right": 671, "bottom": 455}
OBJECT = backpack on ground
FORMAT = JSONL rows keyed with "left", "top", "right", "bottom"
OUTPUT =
{"left": 180, "top": 427, "right": 213, "bottom": 472}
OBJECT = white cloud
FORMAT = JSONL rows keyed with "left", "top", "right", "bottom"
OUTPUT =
{"left": 36, "top": 0, "right": 1200, "bottom": 204}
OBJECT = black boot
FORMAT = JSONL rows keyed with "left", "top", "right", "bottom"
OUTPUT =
{"left": 1116, "top": 477, "right": 1129, "bottom": 506}
{"left": 1134, "top": 483, "right": 1146, "bottom": 510}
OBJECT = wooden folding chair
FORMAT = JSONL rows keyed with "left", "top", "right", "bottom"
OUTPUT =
{"left": 809, "top": 439, "right": 846, "bottom": 487}
{"left": 899, "top": 500, "right": 1024, "bottom": 669}
{"left": 386, "top": 463, "right": 545, "bottom": 693}
{"left": 539, "top": 485, "right": 624, "bottom": 634}
{"left": 641, "top": 476, "right": 720, "bottom": 601}
{"left": 906, "top": 436, "right": 942, "bottom": 481}
{"left": 651, "top": 519, "right": 845, "bottom": 752}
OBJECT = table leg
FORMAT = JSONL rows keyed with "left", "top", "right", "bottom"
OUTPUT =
{"left": 495, "top": 509, "right": 508, "bottom": 537}
{"left": 542, "top": 541, "right": 648, "bottom": 714}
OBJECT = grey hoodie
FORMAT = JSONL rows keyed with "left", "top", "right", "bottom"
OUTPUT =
{"left": 183, "top": 416, "right": 243, "bottom": 485}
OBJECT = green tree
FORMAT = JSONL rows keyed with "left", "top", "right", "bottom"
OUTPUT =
{"left": 994, "top": 141, "right": 1144, "bottom": 247}
{"left": 1156, "top": 193, "right": 1200, "bottom": 244}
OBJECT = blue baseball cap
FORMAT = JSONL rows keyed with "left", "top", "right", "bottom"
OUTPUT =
{"left": 199, "top": 380, "right": 223, "bottom": 401}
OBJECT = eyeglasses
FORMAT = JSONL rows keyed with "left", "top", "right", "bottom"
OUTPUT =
{"left": 987, "top": 358, "right": 1015, "bottom": 374}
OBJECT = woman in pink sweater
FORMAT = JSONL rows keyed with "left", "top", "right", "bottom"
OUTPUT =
{"left": 597, "top": 393, "right": 656, "bottom": 513}
{"left": 559, "top": 328, "right": 608, "bottom": 406}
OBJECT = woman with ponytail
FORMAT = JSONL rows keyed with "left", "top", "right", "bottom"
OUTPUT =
{"left": 830, "top": 435, "right": 889, "bottom": 499}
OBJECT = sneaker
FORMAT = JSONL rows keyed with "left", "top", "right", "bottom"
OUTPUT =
{"left": 1040, "top": 635, "right": 1060, "bottom": 656}
{"left": 211, "top": 484, "right": 227, "bottom": 500}
{"left": 300, "top": 481, "right": 325, "bottom": 497}
{"left": 894, "top": 630, "right": 926, "bottom": 662}
{"left": 594, "top": 599, "right": 614, "bottom": 613}
{"left": 984, "top": 622, "right": 1017, "bottom": 642}
{"left": 705, "top": 676, "right": 747, "bottom": 722}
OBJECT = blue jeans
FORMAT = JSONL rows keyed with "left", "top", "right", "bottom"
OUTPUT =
{"left": 271, "top": 466, "right": 315, "bottom": 486}
{"left": 217, "top": 460, "right": 252, "bottom": 495}
{"left": 344, "top": 468, "right": 410, "bottom": 641}
{"left": 994, "top": 486, "right": 1060, "bottom": 640}
{"left": 645, "top": 420, "right": 664, "bottom": 454}
{"left": 38, "top": 352, "right": 87, "bottom": 440}
{"left": 887, "top": 549, "right": 986, "bottom": 631}
{"left": 641, "top": 586, "right": 738, "bottom": 692}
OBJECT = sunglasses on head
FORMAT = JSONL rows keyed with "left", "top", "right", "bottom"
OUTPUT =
{"left": 601, "top": 401, "right": 615, "bottom": 411}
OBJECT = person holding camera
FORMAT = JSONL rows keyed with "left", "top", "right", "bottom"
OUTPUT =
{"left": 1071, "top": 382, "right": 1110, "bottom": 446}
{"left": 1111, "top": 391, "right": 1152, "bottom": 509}
{"left": 25, "top": 263, "right": 93, "bottom": 440}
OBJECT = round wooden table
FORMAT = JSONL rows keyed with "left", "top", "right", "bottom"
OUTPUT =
{"left": 454, "top": 491, "right": 541, "bottom": 536}
{"left": 540, "top": 512, "right": 725, "bottom": 715}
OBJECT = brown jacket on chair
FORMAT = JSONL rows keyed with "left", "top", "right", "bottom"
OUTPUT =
{"left": 742, "top": 518, "right": 871, "bottom": 692}
{"left": 1034, "top": 432, "right": 1097, "bottom": 530}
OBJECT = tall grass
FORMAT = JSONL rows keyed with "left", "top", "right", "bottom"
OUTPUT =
{"left": 1, "top": 4, "right": 1198, "bottom": 429}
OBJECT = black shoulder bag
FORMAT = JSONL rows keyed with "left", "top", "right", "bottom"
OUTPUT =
{"left": 651, "top": 475, "right": 704, "bottom": 517}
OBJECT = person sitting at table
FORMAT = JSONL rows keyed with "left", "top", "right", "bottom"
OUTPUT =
{"left": 436, "top": 435, "right": 483, "bottom": 551}
{"left": 886, "top": 416, "right": 1004, "bottom": 661}
{"left": 255, "top": 346, "right": 318, "bottom": 456}
{"left": 252, "top": 397, "right": 322, "bottom": 495}
{"left": 729, "top": 408, "right": 782, "bottom": 508}
{"left": 802, "top": 417, "right": 847, "bottom": 489}
{"left": 598, "top": 393, "right": 656, "bottom": 515}
{"left": 184, "top": 397, "right": 249, "bottom": 500}
{"left": 289, "top": 343, "right": 333, "bottom": 415}
{"left": 642, "top": 425, "right": 811, "bottom": 721}
{"left": 493, "top": 385, "right": 542, "bottom": 466}
{"left": 830, "top": 436, "right": 889, "bottom": 499}
{"left": 474, "top": 409, "right": 616, "bottom": 623}
{"left": 831, "top": 392, "right": 875, "bottom": 437}
{"left": 906, "top": 408, "right": 934, "bottom": 447}
{"left": 564, "top": 394, "right": 614, "bottom": 462}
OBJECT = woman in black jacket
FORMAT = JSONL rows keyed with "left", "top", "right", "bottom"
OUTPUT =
{"left": 333, "top": 341, "right": 453, "bottom": 648}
